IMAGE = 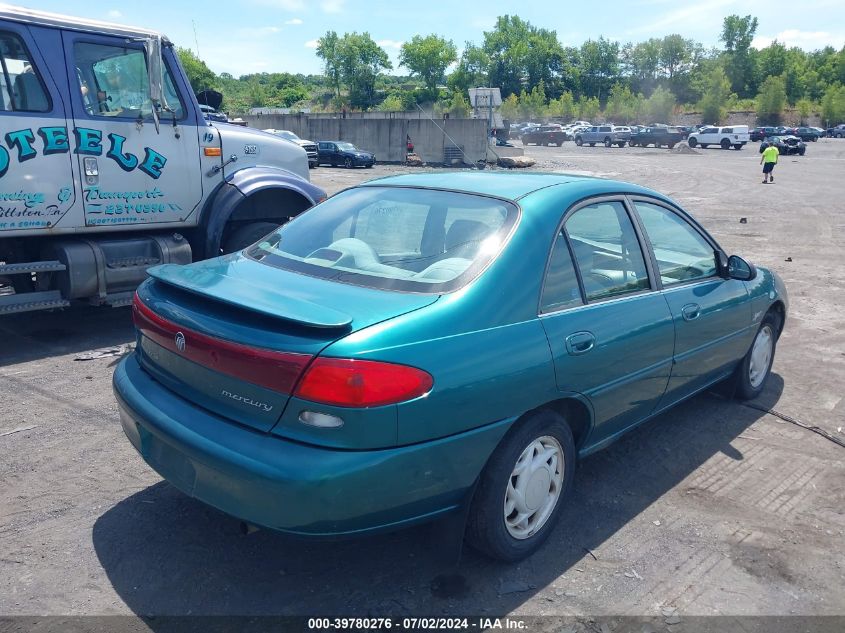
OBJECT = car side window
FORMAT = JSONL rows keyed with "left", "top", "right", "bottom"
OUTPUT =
{"left": 634, "top": 201, "right": 717, "bottom": 286}
{"left": 564, "top": 201, "right": 650, "bottom": 302}
{"left": 74, "top": 42, "right": 184, "bottom": 119}
{"left": 540, "top": 230, "right": 583, "bottom": 313}
{"left": 0, "top": 31, "right": 51, "bottom": 112}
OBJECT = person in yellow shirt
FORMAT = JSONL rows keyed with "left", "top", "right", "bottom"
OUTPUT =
{"left": 760, "top": 142, "right": 780, "bottom": 184}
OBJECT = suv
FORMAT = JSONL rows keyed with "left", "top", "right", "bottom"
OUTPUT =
{"left": 574, "top": 125, "right": 628, "bottom": 147}
{"left": 521, "top": 124, "right": 567, "bottom": 146}
{"left": 628, "top": 126, "right": 685, "bottom": 148}
{"left": 750, "top": 126, "right": 778, "bottom": 142}
{"left": 789, "top": 127, "right": 820, "bottom": 142}
{"left": 264, "top": 129, "right": 318, "bottom": 168}
{"left": 687, "top": 125, "right": 750, "bottom": 150}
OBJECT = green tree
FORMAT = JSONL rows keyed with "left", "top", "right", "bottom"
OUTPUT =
{"left": 621, "top": 39, "right": 660, "bottom": 94}
{"left": 334, "top": 32, "right": 392, "bottom": 109}
{"left": 500, "top": 93, "right": 519, "bottom": 119}
{"left": 605, "top": 84, "right": 637, "bottom": 123}
{"left": 518, "top": 81, "right": 546, "bottom": 118}
{"left": 644, "top": 86, "right": 676, "bottom": 123}
{"left": 577, "top": 95, "right": 600, "bottom": 121}
{"left": 821, "top": 84, "right": 845, "bottom": 126}
{"left": 316, "top": 31, "right": 343, "bottom": 101}
{"left": 444, "top": 91, "right": 472, "bottom": 117}
{"left": 399, "top": 35, "right": 458, "bottom": 95}
{"left": 447, "top": 44, "right": 489, "bottom": 94}
{"left": 756, "top": 75, "right": 787, "bottom": 124}
{"left": 546, "top": 91, "right": 575, "bottom": 119}
{"left": 579, "top": 37, "right": 620, "bottom": 102}
{"left": 176, "top": 47, "right": 217, "bottom": 95}
{"left": 720, "top": 14, "right": 759, "bottom": 97}
{"left": 796, "top": 98, "right": 813, "bottom": 124}
{"left": 377, "top": 93, "right": 404, "bottom": 111}
{"left": 697, "top": 65, "right": 732, "bottom": 123}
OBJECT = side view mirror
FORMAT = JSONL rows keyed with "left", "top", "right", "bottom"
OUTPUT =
{"left": 727, "top": 254, "right": 756, "bottom": 281}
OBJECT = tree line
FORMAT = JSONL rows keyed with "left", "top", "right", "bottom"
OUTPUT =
{"left": 178, "top": 13, "right": 845, "bottom": 124}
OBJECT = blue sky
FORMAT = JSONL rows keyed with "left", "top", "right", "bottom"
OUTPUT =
{"left": 22, "top": 0, "right": 845, "bottom": 76}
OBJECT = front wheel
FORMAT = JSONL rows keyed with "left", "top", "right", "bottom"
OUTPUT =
{"left": 465, "top": 409, "right": 576, "bottom": 562}
{"left": 730, "top": 313, "right": 780, "bottom": 400}
{"left": 344, "top": 157, "right": 353, "bottom": 168}
{"left": 575, "top": 137, "right": 583, "bottom": 146}
{"left": 604, "top": 137, "right": 612, "bottom": 148}
{"left": 221, "top": 221, "right": 281, "bottom": 254}
{"left": 688, "top": 137, "right": 698, "bottom": 148}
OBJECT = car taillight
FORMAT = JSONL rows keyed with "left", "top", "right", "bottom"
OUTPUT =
{"left": 294, "top": 358, "right": 433, "bottom": 408}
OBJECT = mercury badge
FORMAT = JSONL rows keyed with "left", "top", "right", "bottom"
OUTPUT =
{"left": 175, "top": 331, "right": 186, "bottom": 352}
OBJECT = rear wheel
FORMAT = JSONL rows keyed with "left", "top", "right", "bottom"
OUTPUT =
{"left": 221, "top": 221, "right": 281, "bottom": 254}
{"left": 465, "top": 409, "right": 576, "bottom": 562}
{"left": 344, "top": 157, "right": 353, "bottom": 168}
{"left": 604, "top": 137, "right": 612, "bottom": 147}
{"left": 733, "top": 144, "right": 743, "bottom": 150}
{"left": 688, "top": 137, "right": 698, "bottom": 148}
{"left": 730, "top": 313, "right": 780, "bottom": 400}
{"left": 575, "top": 137, "right": 583, "bottom": 146}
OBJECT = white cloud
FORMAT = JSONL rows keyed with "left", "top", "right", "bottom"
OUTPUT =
{"left": 752, "top": 29, "right": 845, "bottom": 50}
{"left": 377, "top": 39, "right": 403, "bottom": 50}
{"left": 320, "top": 0, "right": 345, "bottom": 13}
{"left": 285, "top": 18, "right": 303, "bottom": 25}
{"left": 107, "top": 10, "right": 122, "bottom": 18}
{"left": 305, "top": 39, "right": 320, "bottom": 49}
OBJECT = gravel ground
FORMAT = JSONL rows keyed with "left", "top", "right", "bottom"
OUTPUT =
{"left": 1, "top": 139, "right": 844, "bottom": 621}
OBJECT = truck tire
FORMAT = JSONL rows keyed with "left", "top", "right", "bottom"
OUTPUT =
{"left": 687, "top": 137, "right": 697, "bottom": 148}
{"left": 575, "top": 137, "right": 583, "bottom": 146}
{"left": 733, "top": 144, "right": 743, "bottom": 150}
{"left": 617, "top": 141, "right": 626, "bottom": 147}
{"left": 222, "top": 221, "right": 281, "bottom": 254}
{"left": 720, "top": 139, "right": 730, "bottom": 149}
{"left": 604, "top": 137, "right": 612, "bottom": 147}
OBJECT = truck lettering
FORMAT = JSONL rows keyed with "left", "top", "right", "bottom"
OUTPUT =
{"left": 0, "top": 125, "right": 169, "bottom": 179}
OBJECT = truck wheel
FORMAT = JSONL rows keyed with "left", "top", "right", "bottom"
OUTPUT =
{"left": 688, "top": 138, "right": 697, "bottom": 148}
{"left": 222, "top": 221, "right": 281, "bottom": 254}
{"left": 720, "top": 139, "right": 730, "bottom": 149}
{"left": 575, "top": 137, "right": 583, "bottom": 146}
{"left": 465, "top": 409, "right": 576, "bottom": 562}
{"left": 604, "top": 137, "right": 612, "bottom": 147}
{"left": 589, "top": 142, "right": 595, "bottom": 147}
{"left": 733, "top": 144, "right": 743, "bottom": 150}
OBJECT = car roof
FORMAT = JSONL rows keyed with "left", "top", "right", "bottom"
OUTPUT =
{"left": 0, "top": 4, "right": 168, "bottom": 41}
{"left": 359, "top": 172, "right": 661, "bottom": 203}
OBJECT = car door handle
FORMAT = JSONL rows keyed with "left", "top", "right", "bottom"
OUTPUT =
{"left": 681, "top": 303, "right": 701, "bottom": 321}
{"left": 565, "top": 331, "right": 595, "bottom": 356}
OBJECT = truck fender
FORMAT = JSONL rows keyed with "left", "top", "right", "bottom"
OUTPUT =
{"left": 196, "top": 167, "right": 326, "bottom": 259}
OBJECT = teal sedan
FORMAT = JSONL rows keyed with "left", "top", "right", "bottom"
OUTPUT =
{"left": 113, "top": 172, "right": 787, "bottom": 561}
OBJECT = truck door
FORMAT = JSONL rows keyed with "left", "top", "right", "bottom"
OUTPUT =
{"left": 0, "top": 23, "right": 78, "bottom": 234}
{"left": 61, "top": 33, "right": 203, "bottom": 228}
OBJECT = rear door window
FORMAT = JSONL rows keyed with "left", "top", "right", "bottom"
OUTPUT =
{"left": 0, "top": 31, "right": 50, "bottom": 112}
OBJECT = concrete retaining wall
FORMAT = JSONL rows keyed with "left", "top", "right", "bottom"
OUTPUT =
{"left": 240, "top": 113, "right": 488, "bottom": 165}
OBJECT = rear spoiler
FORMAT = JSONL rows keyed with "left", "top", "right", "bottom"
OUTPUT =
{"left": 147, "top": 264, "right": 353, "bottom": 329}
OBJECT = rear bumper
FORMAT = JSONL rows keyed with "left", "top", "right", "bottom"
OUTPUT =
{"left": 113, "top": 355, "right": 509, "bottom": 536}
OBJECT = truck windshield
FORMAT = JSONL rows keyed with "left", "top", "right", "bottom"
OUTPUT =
{"left": 247, "top": 186, "right": 519, "bottom": 293}
{"left": 74, "top": 42, "right": 184, "bottom": 119}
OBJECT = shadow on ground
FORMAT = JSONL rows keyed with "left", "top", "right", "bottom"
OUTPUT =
{"left": 92, "top": 376, "right": 783, "bottom": 617}
{"left": 0, "top": 305, "right": 134, "bottom": 366}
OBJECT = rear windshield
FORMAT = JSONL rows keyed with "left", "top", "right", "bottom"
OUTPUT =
{"left": 247, "top": 186, "right": 519, "bottom": 293}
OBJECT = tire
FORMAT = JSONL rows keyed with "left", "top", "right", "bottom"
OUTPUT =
{"left": 617, "top": 141, "right": 626, "bottom": 147}
{"left": 668, "top": 143, "right": 676, "bottom": 149}
{"left": 589, "top": 142, "right": 595, "bottom": 147}
{"left": 733, "top": 144, "right": 743, "bottom": 150}
{"left": 720, "top": 139, "right": 730, "bottom": 149}
{"left": 604, "top": 137, "right": 612, "bottom": 148}
{"left": 688, "top": 137, "right": 698, "bottom": 148}
{"left": 730, "top": 312, "right": 780, "bottom": 400}
{"left": 465, "top": 409, "right": 576, "bottom": 562}
{"left": 344, "top": 157, "right": 353, "bottom": 168}
{"left": 799, "top": 149, "right": 806, "bottom": 155}
{"left": 701, "top": 143, "right": 709, "bottom": 148}
{"left": 221, "top": 221, "right": 281, "bottom": 254}
{"left": 575, "top": 137, "right": 583, "bottom": 146}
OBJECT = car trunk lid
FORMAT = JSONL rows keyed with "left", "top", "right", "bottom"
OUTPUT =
{"left": 133, "top": 256, "right": 438, "bottom": 432}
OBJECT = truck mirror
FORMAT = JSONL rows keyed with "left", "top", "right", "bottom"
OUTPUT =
{"left": 144, "top": 35, "right": 164, "bottom": 133}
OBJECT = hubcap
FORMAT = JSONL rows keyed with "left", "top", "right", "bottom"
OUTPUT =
{"left": 503, "top": 436, "right": 564, "bottom": 540}
{"left": 749, "top": 325, "right": 773, "bottom": 389}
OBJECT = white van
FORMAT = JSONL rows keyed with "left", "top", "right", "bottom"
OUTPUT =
{"left": 687, "top": 125, "right": 750, "bottom": 150}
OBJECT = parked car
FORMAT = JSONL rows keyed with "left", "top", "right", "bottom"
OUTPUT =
{"left": 521, "top": 124, "right": 568, "bottom": 146}
{"left": 810, "top": 126, "right": 825, "bottom": 138}
{"left": 826, "top": 124, "right": 845, "bottom": 138}
{"left": 316, "top": 141, "right": 375, "bottom": 168}
{"left": 787, "top": 127, "right": 820, "bottom": 142}
{"left": 628, "top": 126, "right": 685, "bottom": 148}
{"left": 264, "top": 129, "right": 318, "bottom": 168}
{"left": 760, "top": 135, "right": 806, "bottom": 155}
{"left": 750, "top": 127, "right": 778, "bottom": 142}
{"left": 574, "top": 124, "right": 628, "bottom": 147}
{"left": 687, "top": 125, "right": 750, "bottom": 150}
{"left": 115, "top": 172, "right": 787, "bottom": 562}
{"left": 198, "top": 104, "right": 227, "bottom": 123}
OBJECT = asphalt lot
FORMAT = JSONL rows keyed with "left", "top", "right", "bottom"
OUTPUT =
{"left": 1, "top": 138, "right": 844, "bottom": 620}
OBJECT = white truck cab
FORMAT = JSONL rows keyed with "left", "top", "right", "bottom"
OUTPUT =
{"left": 0, "top": 5, "right": 325, "bottom": 314}
{"left": 687, "top": 125, "right": 750, "bottom": 150}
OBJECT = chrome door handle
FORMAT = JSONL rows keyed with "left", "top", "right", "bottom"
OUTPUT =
{"left": 565, "top": 331, "right": 595, "bottom": 356}
{"left": 682, "top": 303, "right": 701, "bottom": 321}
